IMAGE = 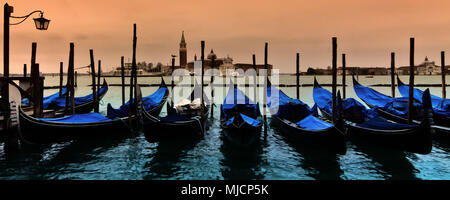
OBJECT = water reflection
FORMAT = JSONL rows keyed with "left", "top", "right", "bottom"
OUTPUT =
{"left": 433, "top": 140, "right": 450, "bottom": 152}
{"left": 352, "top": 142, "right": 418, "bottom": 180}
{"left": 143, "top": 137, "right": 201, "bottom": 179}
{"left": 219, "top": 130, "right": 265, "bottom": 180}
{"left": 44, "top": 137, "right": 125, "bottom": 164}
{"left": 269, "top": 125, "right": 344, "bottom": 179}
{"left": 0, "top": 142, "right": 66, "bottom": 179}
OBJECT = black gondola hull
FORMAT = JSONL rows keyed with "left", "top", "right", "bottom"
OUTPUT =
{"left": 346, "top": 122, "right": 432, "bottom": 154}
{"left": 143, "top": 110, "right": 209, "bottom": 142}
{"left": 19, "top": 108, "right": 133, "bottom": 144}
{"left": 270, "top": 116, "right": 346, "bottom": 154}
{"left": 220, "top": 119, "right": 263, "bottom": 147}
{"left": 361, "top": 99, "right": 447, "bottom": 140}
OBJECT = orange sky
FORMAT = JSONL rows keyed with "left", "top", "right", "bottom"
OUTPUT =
{"left": 2, "top": 0, "right": 450, "bottom": 73}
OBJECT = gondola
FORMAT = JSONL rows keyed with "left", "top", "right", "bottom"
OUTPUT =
{"left": 143, "top": 81, "right": 210, "bottom": 142}
{"left": 267, "top": 80, "right": 345, "bottom": 153}
{"left": 313, "top": 77, "right": 432, "bottom": 154}
{"left": 397, "top": 75, "right": 450, "bottom": 133}
{"left": 352, "top": 76, "right": 446, "bottom": 135}
{"left": 220, "top": 82, "right": 263, "bottom": 146}
{"left": 21, "top": 87, "right": 67, "bottom": 108}
{"left": 106, "top": 77, "right": 169, "bottom": 120}
{"left": 21, "top": 79, "right": 109, "bottom": 115}
{"left": 17, "top": 81, "right": 167, "bottom": 144}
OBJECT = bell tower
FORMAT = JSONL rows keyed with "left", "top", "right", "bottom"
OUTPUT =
{"left": 179, "top": 31, "right": 187, "bottom": 68}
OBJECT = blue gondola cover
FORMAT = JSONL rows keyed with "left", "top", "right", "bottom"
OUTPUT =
{"left": 353, "top": 81, "right": 426, "bottom": 119}
{"left": 40, "top": 112, "right": 112, "bottom": 123}
{"left": 398, "top": 84, "right": 450, "bottom": 118}
{"left": 107, "top": 87, "right": 168, "bottom": 118}
{"left": 221, "top": 86, "right": 262, "bottom": 127}
{"left": 53, "top": 87, "right": 108, "bottom": 108}
{"left": 295, "top": 115, "right": 334, "bottom": 131}
{"left": 355, "top": 116, "right": 418, "bottom": 130}
{"left": 313, "top": 85, "right": 369, "bottom": 122}
{"left": 240, "top": 113, "right": 262, "bottom": 127}
{"left": 267, "top": 85, "right": 312, "bottom": 122}
{"left": 22, "top": 88, "right": 68, "bottom": 109}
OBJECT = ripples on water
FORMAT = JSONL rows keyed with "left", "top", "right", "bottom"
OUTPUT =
{"left": 0, "top": 75, "right": 450, "bottom": 180}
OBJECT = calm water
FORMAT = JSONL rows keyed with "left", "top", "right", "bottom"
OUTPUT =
{"left": 1, "top": 75, "right": 450, "bottom": 180}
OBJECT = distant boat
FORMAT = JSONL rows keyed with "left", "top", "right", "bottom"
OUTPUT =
{"left": 365, "top": 75, "right": 374, "bottom": 78}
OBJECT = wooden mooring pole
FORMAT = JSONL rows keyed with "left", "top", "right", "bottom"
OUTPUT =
{"left": 23, "top": 64, "right": 27, "bottom": 77}
{"left": 97, "top": 60, "right": 101, "bottom": 97}
{"left": 68, "top": 43, "right": 75, "bottom": 115}
{"left": 31, "top": 63, "right": 43, "bottom": 117}
{"left": 89, "top": 49, "right": 98, "bottom": 113}
{"left": 408, "top": 38, "right": 415, "bottom": 124}
{"left": 441, "top": 51, "right": 446, "bottom": 99}
{"left": 252, "top": 54, "right": 257, "bottom": 102}
{"left": 74, "top": 71, "right": 78, "bottom": 87}
{"left": 121, "top": 56, "right": 125, "bottom": 105}
{"left": 171, "top": 56, "right": 175, "bottom": 103}
{"left": 332, "top": 37, "right": 337, "bottom": 124}
{"left": 59, "top": 62, "right": 63, "bottom": 96}
{"left": 31, "top": 42, "right": 37, "bottom": 69}
{"left": 201, "top": 41, "right": 205, "bottom": 121}
{"left": 342, "top": 53, "right": 346, "bottom": 99}
{"left": 263, "top": 42, "right": 268, "bottom": 136}
{"left": 391, "top": 52, "right": 395, "bottom": 98}
{"left": 211, "top": 54, "right": 215, "bottom": 118}
{"left": 129, "top": 24, "right": 137, "bottom": 127}
{"left": 296, "top": 53, "right": 300, "bottom": 99}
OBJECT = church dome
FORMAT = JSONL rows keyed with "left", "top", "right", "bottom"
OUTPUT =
{"left": 207, "top": 49, "right": 217, "bottom": 60}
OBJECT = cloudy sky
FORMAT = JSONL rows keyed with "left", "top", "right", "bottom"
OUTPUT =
{"left": 2, "top": 0, "right": 450, "bottom": 73}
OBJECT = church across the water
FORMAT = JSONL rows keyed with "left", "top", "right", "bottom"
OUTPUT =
{"left": 162, "top": 32, "right": 273, "bottom": 76}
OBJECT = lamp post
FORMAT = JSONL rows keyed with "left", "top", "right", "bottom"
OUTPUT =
{"left": 3, "top": 3, "right": 50, "bottom": 129}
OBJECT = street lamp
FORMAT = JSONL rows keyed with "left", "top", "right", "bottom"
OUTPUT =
{"left": 2, "top": 3, "right": 50, "bottom": 129}
{"left": 4, "top": 3, "right": 51, "bottom": 77}
{"left": 33, "top": 13, "right": 51, "bottom": 30}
